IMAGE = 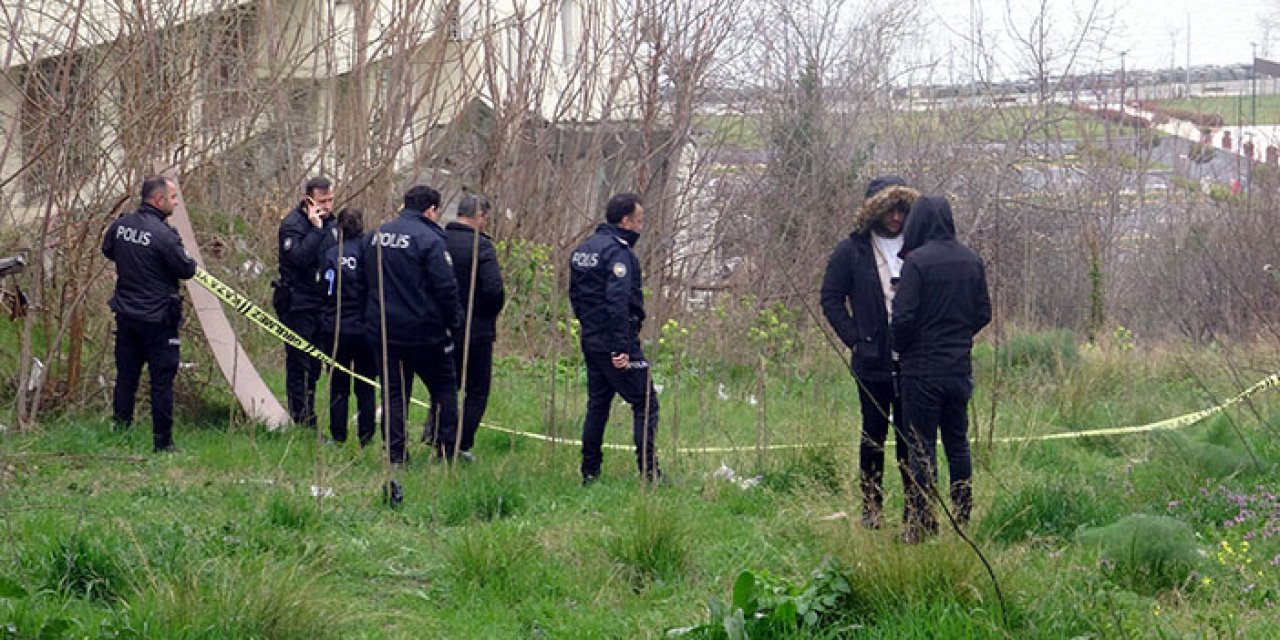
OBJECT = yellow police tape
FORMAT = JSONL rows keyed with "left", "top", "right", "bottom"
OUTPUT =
{"left": 193, "top": 267, "right": 1279, "bottom": 454}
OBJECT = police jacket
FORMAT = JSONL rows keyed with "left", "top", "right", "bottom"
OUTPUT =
{"left": 319, "top": 233, "right": 367, "bottom": 338}
{"left": 101, "top": 203, "right": 197, "bottom": 325}
{"left": 890, "top": 197, "right": 991, "bottom": 378}
{"left": 569, "top": 223, "right": 645, "bottom": 355}
{"left": 277, "top": 202, "right": 336, "bottom": 312}
{"left": 361, "top": 210, "right": 461, "bottom": 347}
{"left": 445, "top": 221, "right": 505, "bottom": 343}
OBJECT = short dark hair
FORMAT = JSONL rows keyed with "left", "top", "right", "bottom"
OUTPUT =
{"left": 140, "top": 176, "right": 172, "bottom": 202}
{"left": 335, "top": 207, "right": 364, "bottom": 239}
{"left": 605, "top": 193, "right": 642, "bottom": 224}
{"left": 305, "top": 176, "right": 332, "bottom": 196}
{"left": 457, "top": 194, "right": 491, "bottom": 218}
{"left": 404, "top": 185, "right": 441, "bottom": 212}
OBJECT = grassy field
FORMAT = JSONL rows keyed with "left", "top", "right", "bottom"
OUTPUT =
{"left": 694, "top": 105, "right": 1120, "bottom": 151}
{"left": 1149, "top": 95, "right": 1280, "bottom": 126}
{"left": 3, "top": 328, "right": 1279, "bottom": 638}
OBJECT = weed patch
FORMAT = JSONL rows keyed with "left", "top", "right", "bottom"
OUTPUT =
{"left": 979, "top": 477, "right": 1116, "bottom": 543}
{"left": 609, "top": 499, "right": 690, "bottom": 587}
{"left": 1078, "top": 514, "right": 1202, "bottom": 593}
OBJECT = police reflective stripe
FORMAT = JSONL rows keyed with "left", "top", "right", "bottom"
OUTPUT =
{"left": 190, "top": 267, "right": 1278, "bottom": 453}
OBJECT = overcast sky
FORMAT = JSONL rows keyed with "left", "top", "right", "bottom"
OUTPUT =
{"left": 916, "top": 0, "right": 1274, "bottom": 83}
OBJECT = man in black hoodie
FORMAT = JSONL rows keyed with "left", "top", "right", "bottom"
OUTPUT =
{"left": 891, "top": 196, "right": 991, "bottom": 542}
{"left": 820, "top": 175, "right": 919, "bottom": 529}
{"left": 102, "top": 176, "right": 198, "bottom": 452}
{"left": 443, "top": 194, "right": 506, "bottom": 461}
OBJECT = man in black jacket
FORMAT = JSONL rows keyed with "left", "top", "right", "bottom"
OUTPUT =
{"left": 363, "top": 185, "right": 462, "bottom": 466}
{"left": 568, "top": 193, "right": 660, "bottom": 484}
{"left": 821, "top": 175, "right": 920, "bottom": 529}
{"left": 444, "top": 194, "right": 505, "bottom": 461}
{"left": 891, "top": 196, "right": 991, "bottom": 542}
{"left": 275, "top": 176, "right": 336, "bottom": 428}
{"left": 318, "top": 207, "right": 376, "bottom": 447}
{"left": 102, "top": 176, "right": 198, "bottom": 452}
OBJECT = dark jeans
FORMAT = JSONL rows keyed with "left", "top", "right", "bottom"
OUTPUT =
{"left": 452, "top": 337, "right": 494, "bottom": 452}
{"left": 856, "top": 376, "right": 909, "bottom": 513}
{"left": 580, "top": 348, "right": 660, "bottom": 480}
{"left": 378, "top": 342, "right": 458, "bottom": 464}
{"left": 281, "top": 307, "right": 323, "bottom": 428}
{"left": 319, "top": 331, "right": 377, "bottom": 445}
{"left": 113, "top": 316, "right": 180, "bottom": 449}
{"left": 901, "top": 375, "right": 974, "bottom": 531}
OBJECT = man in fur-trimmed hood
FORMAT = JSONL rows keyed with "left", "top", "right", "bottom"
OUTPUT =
{"left": 820, "top": 175, "right": 920, "bottom": 529}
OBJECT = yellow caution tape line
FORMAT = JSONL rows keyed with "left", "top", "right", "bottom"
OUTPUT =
{"left": 193, "top": 268, "right": 431, "bottom": 412}
{"left": 482, "top": 372, "right": 1279, "bottom": 453}
{"left": 991, "top": 372, "right": 1279, "bottom": 443}
{"left": 480, "top": 422, "right": 835, "bottom": 453}
{"left": 193, "top": 268, "right": 1278, "bottom": 454}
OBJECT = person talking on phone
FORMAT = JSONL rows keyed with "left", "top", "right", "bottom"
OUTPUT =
{"left": 274, "top": 176, "right": 336, "bottom": 428}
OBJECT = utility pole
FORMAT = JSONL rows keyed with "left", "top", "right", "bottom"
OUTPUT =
{"left": 1249, "top": 42, "right": 1257, "bottom": 217}
{"left": 1185, "top": 12, "right": 1192, "bottom": 97}
{"left": 1120, "top": 50, "right": 1127, "bottom": 109}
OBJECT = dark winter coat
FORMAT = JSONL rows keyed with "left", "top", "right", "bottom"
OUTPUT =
{"left": 102, "top": 203, "right": 197, "bottom": 325}
{"left": 276, "top": 202, "right": 336, "bottom": 312}
{"left": 568, "top": 223, "right": 645, "bottom": 355}
{"left": 361, "top": 210, "right": 461, "bottom": 347}
{"left": 820, "top": 184, "right": 920, "bottom": 381}
{"left": 445, "top": 221, "right": 505, "bottom": 343}
{"left": 319, "top": 233, "right": 367, "bottom": 338}
{"left": 890, "top": 196, "right": 991, "bottom": 377}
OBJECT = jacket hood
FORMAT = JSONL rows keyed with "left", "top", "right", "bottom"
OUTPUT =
{"left": 900, "top": 196, "right": 956, "bottom": 256}
{"left": 852, "top": 184, "right": 920, "bottom": 234}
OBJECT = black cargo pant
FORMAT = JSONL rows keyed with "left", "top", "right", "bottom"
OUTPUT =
{"left": 319, "top": 331, "right": 377, "bottom": 445}
{"left": 378, "top": 342, "right": 458, "bottom": 464}
{"left": 280, "top": 305, "right": 324, "bottom": 428}
{"left": 580, "top": 347, "right": 660, "bottom": 481}
{"left": 900, "top": 375, "right": 975, "bottom": 532}
{"left": 451, "top": 337, "right": 494, "bottom": 453}
{"left": 113, "top": 315, "right": 180, "bottom": 450}
{"left": 856, "top": 376, "right": 910, "bottom": 514}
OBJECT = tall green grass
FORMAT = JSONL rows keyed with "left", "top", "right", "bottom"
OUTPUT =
{"left": 1, "top": 336, "right": 1277, "bottom": 636}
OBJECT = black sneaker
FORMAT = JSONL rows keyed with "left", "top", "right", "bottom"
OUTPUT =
{"left": 582, "top": 474, "right": 599, "bottom": 486}
{"left": 458, "top": 451, "right": 476, "bottom": 464}
{"left": 153, "top": 444, "right": 181, "bottom": 453}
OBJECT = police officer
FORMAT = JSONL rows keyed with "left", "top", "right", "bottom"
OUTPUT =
{"left": 274, "top": 176, "right": 336, "bottom": 428}
{"left": 568, "top": 192, "right": 661, "bottom": 484}
{"left": 444, "top": 194, "right": 505, "bottom": 462}
{"left": 362, "top": 185, "right": 461, "bottom": 466}
{"left": 102, "top": 176, "right": 197, "bottom": 452}
{"left": 318, "top": 207, "right": 377, "bottom": 446}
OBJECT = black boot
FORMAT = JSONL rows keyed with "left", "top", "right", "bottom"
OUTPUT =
{"left": 860, "top": 473, "right": 884, "bottom": 529}
{"left": 950, "top": 480, "right": 973, "bottom": 527}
